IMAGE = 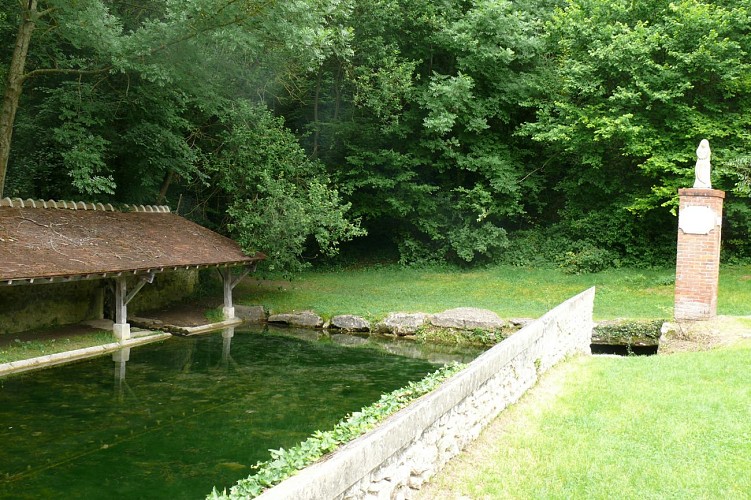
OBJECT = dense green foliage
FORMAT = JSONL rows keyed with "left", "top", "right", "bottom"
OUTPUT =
{"left": 208, "top": 362, "right": 466, "bottom": 499}
{"left": 4, "top": 0, "right": 751, "bottom": 270}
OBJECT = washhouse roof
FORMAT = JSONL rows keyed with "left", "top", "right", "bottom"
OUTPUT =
{"left": 0, "top": 198, "right": 265, "bottom": 285}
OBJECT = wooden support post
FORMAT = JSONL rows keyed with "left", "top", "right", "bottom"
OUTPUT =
{"left": 113, "top": 277, "right": 130, "bottom": 340}
{"left": 217, "top": 268, "right": 234, "bottom": 320}
{"left": 113, "top": 273, "right": 155, "bottom": 340}
{"left": 217, "top": 265, "right": 255, "bottom": 320}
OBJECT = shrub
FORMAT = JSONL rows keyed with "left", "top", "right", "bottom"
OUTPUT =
{"left": 557, "top": 244, "right": 619, "bottom": 275}
{"left": 593, "top": 319, "right": 665, "bottom": 343}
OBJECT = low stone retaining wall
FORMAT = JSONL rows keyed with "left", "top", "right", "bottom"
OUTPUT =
{"left": 257, "top": 287, "right": 595, "bottom": 499}
{"left": 0, "top": 332, "right": 172, "bottom": 377}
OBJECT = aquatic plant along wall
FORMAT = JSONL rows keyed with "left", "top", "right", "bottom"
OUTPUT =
{"left": 0, "top": 328, "right": 459, "bottom": 498}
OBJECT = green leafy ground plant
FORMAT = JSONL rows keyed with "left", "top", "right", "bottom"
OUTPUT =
{"left": 208, "top": 362, "right": 466, "bottom": 499}
{"left": 415, "top": 326, "right": 510, "bottom": 346}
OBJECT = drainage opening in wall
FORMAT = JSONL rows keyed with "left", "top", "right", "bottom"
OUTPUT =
{"left": 591, "top": 320, "right": 664, "bottom": 357}
{"left": 590, "top": 343, "right": 658, "bottom": 356}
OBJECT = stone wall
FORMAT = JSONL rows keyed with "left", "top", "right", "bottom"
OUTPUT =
{"left": 127, "top": 269, "right": 199, "bottom": 315}
{"left": 0, "top": 269, "right": 198, "bottom": 336}
{"left": 0, "top": 281, "right": 104, "bottom": 335}
{"left": 256, "top": 287, "right": 595, "bottom": 500}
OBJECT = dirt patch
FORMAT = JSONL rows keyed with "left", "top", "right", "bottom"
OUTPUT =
{"left": 138, "top": 296, "right": 224, "bottom": 327}
{"left": 658, "top": 315, "right": 751, "bottom": 354}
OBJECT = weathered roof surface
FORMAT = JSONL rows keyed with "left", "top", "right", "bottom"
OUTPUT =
{"left": 0, "top": 202, "right": 264, "bottom": 284}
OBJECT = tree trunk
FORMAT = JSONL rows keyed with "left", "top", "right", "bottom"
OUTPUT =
{"left": 0, "top": 0, "right": 38, "bottom": 198}
{"left": 311, "top": 69, "right": 321, "bottom": 159}
{"left": 156, "top": 170, "right": 174, "bottom": 204}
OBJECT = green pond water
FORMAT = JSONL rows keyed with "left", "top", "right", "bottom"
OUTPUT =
{"left": 0, "top": 327, "right": 480, "bottom": 499}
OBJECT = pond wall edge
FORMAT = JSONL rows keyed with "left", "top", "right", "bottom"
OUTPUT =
{"left": 254, "top": 286, "right": 595, "bottom": 500}
{"left": 0, "top": 332, "right": 172, "bottom": 377}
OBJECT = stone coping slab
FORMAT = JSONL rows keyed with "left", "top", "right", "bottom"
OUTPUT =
{"left": 167, "top": 318, "right": 243, "bottom": 336}
{"left": 0, "top": 332, "right": 172, "bottom": 377}
{"left": 129, "top": 317, "right": 243, "bottom": 335}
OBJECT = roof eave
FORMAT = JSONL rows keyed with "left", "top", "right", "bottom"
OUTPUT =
{"left": 0, "top": 255, "right": 265, "bottom": 287}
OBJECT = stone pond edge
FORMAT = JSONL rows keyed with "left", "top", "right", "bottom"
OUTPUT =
{"left": 258, "top": 306, "right": 534, "bottom": 336}
{"left": 0, "top": 332, "right": 172, "bottom": 377}
{"left": 252, "top": 287, "right": 595, "bottom": 500}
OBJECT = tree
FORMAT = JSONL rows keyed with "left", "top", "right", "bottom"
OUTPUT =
{"left": 0, "top": 0, "right": 348, "bottom": 197}
{"left": 209, "top": 101, "right": 365, "bottom": 274}
{"left": 1, "top": 0, "right": 42, "bottom": 198}
{"left": 0, "top": 0, "right": 366, "bottom": 273}
{"left": 288, "top": 0, "right": 548, "bottom": 264}
{"left": 519, "top": 0, "right": 751, "bottom": 264}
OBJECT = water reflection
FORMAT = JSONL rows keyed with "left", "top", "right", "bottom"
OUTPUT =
{"left": 1, "top": 329, "right": 472, "bottom": 499}
{"left": 265, "top": 325, "right": 485, "bottom": 365}
{"left": 221, "top": 327, "right": 234, "bottom": 366}
{"left": 112, "top": 347, "right": 129, "bottom": 383}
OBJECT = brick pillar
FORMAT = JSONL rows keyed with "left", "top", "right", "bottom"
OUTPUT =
{"left": 674, "top": 188, "right": 724, "bottom": 320}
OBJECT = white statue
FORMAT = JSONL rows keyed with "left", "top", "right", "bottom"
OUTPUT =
{"left": 693, "top": 139, "right": 711, "bottom": 189}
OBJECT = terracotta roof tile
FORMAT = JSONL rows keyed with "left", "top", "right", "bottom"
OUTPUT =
{"left": 0, "top": 206, "right": 264, "bottom": 283}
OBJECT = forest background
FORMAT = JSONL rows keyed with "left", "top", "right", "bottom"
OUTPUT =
{"left": 3, "top": 0, "right": 751, "bottom": 275}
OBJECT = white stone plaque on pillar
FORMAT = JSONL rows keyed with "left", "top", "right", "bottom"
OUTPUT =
{"left": 678, "top": 205, "right": 720, "bottom": 235}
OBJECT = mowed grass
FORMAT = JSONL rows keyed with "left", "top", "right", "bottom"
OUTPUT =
{"left": 0, "top": 330, "right": 113, "bottom": 364}
{"left": 236, "top": 264, "right": 751, "bottom": 320}
{"left": 421, "top": 340, "right": 751, "bottom": 499}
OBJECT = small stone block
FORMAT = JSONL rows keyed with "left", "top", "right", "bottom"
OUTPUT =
{"left": 235, "top": 305, "right": 266, "bottom": 323}
{"left": 268, "top": 310, "right": 324, "bottom": 328}
{"left": 113, "top": 323, "right": 131, "bottom": 341}
{"left": 223, "top": 306, "right": 235, "bottom": 320}
{"left": 331, "top": 314, "right": 371, "bottom": 332}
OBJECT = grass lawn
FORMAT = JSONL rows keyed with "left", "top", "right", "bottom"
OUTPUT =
{"left": 419, "top": 339, "right": 751, "bottom": 499}
{"left": 0, "top": 330, "right": 113, "bottom": 364}
{"left": 237, "top": 264, "right": 751, "bottom": 321}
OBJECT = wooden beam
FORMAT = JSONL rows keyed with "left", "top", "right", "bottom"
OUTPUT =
{"left": 114, "top": 276, "right": 127, "bottom": 325}
{"left": 230, "top": 265, "right": 253, "bottom": 289}
{"left": 124, "top": 272, "right": 155, "bottom": 306}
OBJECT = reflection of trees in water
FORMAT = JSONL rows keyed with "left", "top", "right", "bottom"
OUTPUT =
{"left": 1, "top": 331, "right": 450, "bottom": 498}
